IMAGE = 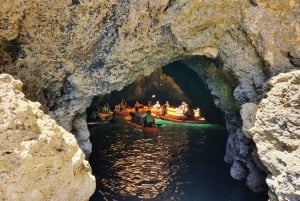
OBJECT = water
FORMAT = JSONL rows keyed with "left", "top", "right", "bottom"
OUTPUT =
{"left": 89, "top": 118, "right": 268, "bottom": 201}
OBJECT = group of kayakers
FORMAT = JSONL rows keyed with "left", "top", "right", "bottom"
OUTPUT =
{"left": 143, "top": 100, "right": 196, "bottom": 120}
{"left": 129, "top": 107, "right": 155, "bottom": 128}
{"left": 178, "top": 101, "right": 195, "bottom": 120}
{"left": 115, "top": 99, "right": 161, "bottom": 128}
{"left": 89, "top": 98, "right": 200, "bottom": 128}
{"left": 89, "top": 102, "right": 111, "bottom": 121}
{"left": 125, "top": 99, "right": 197, "bottom": 123}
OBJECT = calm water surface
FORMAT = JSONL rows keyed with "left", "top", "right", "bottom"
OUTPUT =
{"left": 89, "top": 118, "right": 268, "bottom": 201}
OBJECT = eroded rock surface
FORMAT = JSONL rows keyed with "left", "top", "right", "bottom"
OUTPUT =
{"left": 241, "top": 70, "right": 300, "bottom": 201}
{"left": 0, "top": 0, "right": 299, "bottom": 199}
{"left": 0, "top": 74, "right": 95, "bottom": 201}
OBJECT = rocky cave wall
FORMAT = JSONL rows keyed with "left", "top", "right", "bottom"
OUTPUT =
{"left": 0, "top": 0, "right": 299, "bottom": 200}
{"left": 241, "top": 71, "right": 300, "bottom": 201}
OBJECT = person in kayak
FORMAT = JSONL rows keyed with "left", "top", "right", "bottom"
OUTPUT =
{"left": 144, "top": 110, "right": 155, "bottom": 127}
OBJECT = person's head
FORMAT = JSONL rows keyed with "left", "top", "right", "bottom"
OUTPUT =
{"left": 135, "top": 107, "right": 139, "bottom": 112}
{"left": 147, "top": 110, "right": 151, "bottom": 114}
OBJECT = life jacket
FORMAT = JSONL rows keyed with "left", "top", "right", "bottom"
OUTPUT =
{"left": 146, "top": 114, "right": 154, "bottom": 123}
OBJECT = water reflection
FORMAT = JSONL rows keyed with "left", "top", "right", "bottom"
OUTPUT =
{"left": 89, "top": 119, "right": 268, "bottom": 201}
{"left": 93, "top": 124, "right": 190, "bottom": 199}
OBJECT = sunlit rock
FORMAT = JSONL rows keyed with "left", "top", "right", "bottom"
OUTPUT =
{"left": 0, "top": 74, "right": 95, "bottom": 201}
{"left": 245, "top": 70, "right": 300, "bottom": 201}
{"left": 241, "top": 103, "right": 258, "bottom": 138}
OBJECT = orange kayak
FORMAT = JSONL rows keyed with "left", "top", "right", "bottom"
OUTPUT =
{"left": 114, "top": 109, "right": 130, "bottom": 116}
{"left": 125, "top": 116, "right": 158, "bottom": 133}
{"left": 142, "top": 125, "right": 158, "bottom": 133}
{"left": 97, "top": 112, "right": 113, "bottom": 120}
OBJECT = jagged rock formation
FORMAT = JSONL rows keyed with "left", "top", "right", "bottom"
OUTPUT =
{"left": 241, "top": 70, "right": 300, "bottom": 201}
{"left": 0, "top": 0, "right": 299, "bottom": 200}
{"left": 0, "top": 74, "right": 95, "bottom": 201}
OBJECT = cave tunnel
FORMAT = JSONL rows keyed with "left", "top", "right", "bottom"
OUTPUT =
{"left": 87, "top": 57, "right": 231, "bottom": 126}
{"left": 0, "top": 1, "right": 297, "bottom": 200}
{"left": 86, "top": 57, "right": 268, "bottom": 201}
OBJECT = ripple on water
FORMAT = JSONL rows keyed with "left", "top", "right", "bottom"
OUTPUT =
{"left": 91, "top": 124, "right": 190, "bottom": 200}
{"left": 89, "top": 120, "right": 268, "bottom": 201}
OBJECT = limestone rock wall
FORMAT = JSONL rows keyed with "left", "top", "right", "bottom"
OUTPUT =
{"left": 0, "top": 0, "right": 299, "bottom": 199}
{"left": 241, "top": 70, "right": 300, "bottom": 201}
{"left": 0, "top": 74, "right": 95, "bottom": 201}
{"left": 181, "top": 57, "right": 268, "bottom": 191}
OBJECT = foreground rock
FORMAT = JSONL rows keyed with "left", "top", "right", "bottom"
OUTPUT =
{"left": 242, "top": 70, "right": 300, "bottom": 201}
{"left": 0, "top": 74, "right": 95, "bottom": 201}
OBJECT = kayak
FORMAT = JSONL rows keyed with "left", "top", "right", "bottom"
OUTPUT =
{"left": 97, "top": 112, "right": 114, "bottom": 120}
{"left": 87, "top": 121, "right": 102, "bottom": 126}
{"left": 87, "top": 120, "right": 111, "bottom": 128}
{"left": 119, "top": 106, "right": 160, "bottom": 117}
{"left": 142, "top": 125, "right": 159, "bottom": 133}
{"left": 125, "top": 116, "right": 158, "bottom": 133}
{"left": 113, "top": 109, "right": 130, "bottom": 116}
{"left": 150, "top": 108, "right": 162, "bottom": 117}
{"left": 159, "top": 115, "right": 206, "bottom": 124}
{"left": 166, "top": 107, "right": 200, "bottom": 118}
{"left": 128, "top": 107, "right": 149, "bottom": 114}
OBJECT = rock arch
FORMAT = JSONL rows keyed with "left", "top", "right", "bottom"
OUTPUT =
{"left": 0, "top": 0, "right": 299, "bottom": 200}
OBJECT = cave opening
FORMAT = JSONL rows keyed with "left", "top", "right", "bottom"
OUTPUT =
{"left": 87, "top": 57, "right": 230, "bottom": 126}
{"left": 87, "top": 57, "right": 268, "bottom": 200}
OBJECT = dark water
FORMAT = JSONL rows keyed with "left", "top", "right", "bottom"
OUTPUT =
{"left": 89, "top": 118, "right": 268, "bottom": 201}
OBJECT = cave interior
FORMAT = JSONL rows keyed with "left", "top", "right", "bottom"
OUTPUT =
{"left": 86, "top": 57, "right": 236, "bottom": 126}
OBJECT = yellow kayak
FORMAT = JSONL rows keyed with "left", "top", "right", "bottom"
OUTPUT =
{"left": 97, "top": 112, "right": 113, "bottom": 120}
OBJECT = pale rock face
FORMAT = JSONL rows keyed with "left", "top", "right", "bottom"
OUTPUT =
{"left": 0, "top": 74, "right": 95, "bottom": 201}
{"left": 242, "top": 1, "right": 299, "bottom": 75}
{"left": 242, "top": 70, "right": 300, "bottom": 201}
{"left": 0, "top": 0, "right": 299, "bottom": 199}
{"left": 241, "top": 103, "right": 258, "bottom": 138}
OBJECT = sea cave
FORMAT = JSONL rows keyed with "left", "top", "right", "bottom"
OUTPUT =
{"left": 0, "top": 1, "right": 299, "bottom": 201}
